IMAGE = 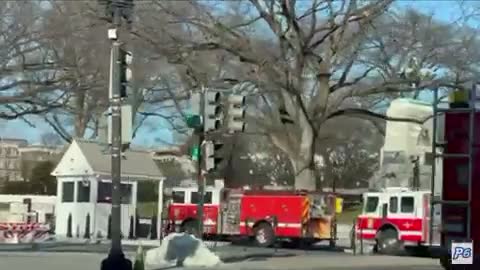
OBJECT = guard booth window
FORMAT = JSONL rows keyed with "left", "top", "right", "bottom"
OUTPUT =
{"left": 191, "top": 191, "right": 213, "bottom": 204}
{"left": 77, "top": 181, "right": 90, "bottom": 203}
{"left": 97, "top": 182, "right": 132, "bottom": 204}
{"left": 172, "top": 191, "right": 185, "bottom": 203}
{"left": 389, "top": 196, "right": 398, "bottom": 213}
{"left": 120, "top": 184, "right": 132, "bottom": 204}
{"left": 62, "top": 182, "right": 74, "bottom": 202}
{"left": 401, "top": 197, "right": 415, "bottom": 213}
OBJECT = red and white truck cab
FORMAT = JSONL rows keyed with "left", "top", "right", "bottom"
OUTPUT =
{"left": 165, "top": 184, "right": 223, "bottom": 235}
{"left": 356, "top": 187, "right": 439, "bottom": 254}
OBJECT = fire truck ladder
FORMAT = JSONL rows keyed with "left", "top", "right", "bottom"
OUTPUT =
{"left": 429, "top": 84, "right": 476, "bottom": 246}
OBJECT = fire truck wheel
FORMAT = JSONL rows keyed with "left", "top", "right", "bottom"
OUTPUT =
{"left": 376, "top": 228, "right": 402, "bottom": 255}
{"left": 253, "top": 223, "right": 275, "bottom": 247}
{"left": 181, "top": 220, "right": 200, "bottom": 237}
{"left": 440, "top": 255, "right": 452, "bottom": 270}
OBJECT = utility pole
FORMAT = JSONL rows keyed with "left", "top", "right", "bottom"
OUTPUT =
{"left": 412, "top": 156, "right": 420, "bottom": 191}
{"left": 196, "top": 87, "right": 205, "bottom": 237}
{"left": 100, "top": 0, "right": 133, "bottom": 269}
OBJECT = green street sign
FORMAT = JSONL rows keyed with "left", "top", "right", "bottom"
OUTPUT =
{"left": 186, "top": 114, "right": 202, "bottom": 129}
{"left": 191, "top": 146, "right": 200, "bottom": 161}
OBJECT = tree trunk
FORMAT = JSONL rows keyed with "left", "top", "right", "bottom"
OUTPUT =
{"left": 292, "top": 151, "right": 317, "bottom": 191}
{"left": 294, "top": 165, "right": 316, "bottom": 190}
{"left": 294, "top": 114, "right": 317, "bottom": 191}
{"left": 73, "top": 89, "right": 88, "bottom": 138}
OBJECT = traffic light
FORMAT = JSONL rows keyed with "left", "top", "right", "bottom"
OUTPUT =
{"left": 98, "top": 0, "right": 134, "bottom": 23}
{"left": 185, "top": 114, "right": 202, "bottom": 129}
{"left": 186, "top": 92, "right": 202, "bottom": 129}
{"left": 118, "top": 48, "right": 133, "bottom": 98}
{"left": 119, "top": 0, "right": 134, "bottom": 24}
{"left": 204, "top": 91, "right": 223, "bottom": 132}
{"left": 191, "top": 145, "right": 200, "bottom": 161}
{"left": 202, "top": 141, "right": 215, "bottom": 171}
{"left": 202, "top": 140, "right": 227, "bottom": 172}
{"left": 226, "top": 94, "right": 246, "bottom": 132}
{"left": 98, "top": 0, "right": 113, "bottom": 21}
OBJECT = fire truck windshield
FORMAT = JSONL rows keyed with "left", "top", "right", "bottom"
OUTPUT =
{"left": 191, "top": 191, "right": 212, "bottom": 204}
{"left": 364, "top": 196, "right": 379, "bottom": 213}
{"left": 400, "top": 197, "right": 415, "bottom": 213}
{"left": 172, "top": 191, "right": 185, "bottom": 203}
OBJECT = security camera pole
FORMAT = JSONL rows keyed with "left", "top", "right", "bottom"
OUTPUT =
{"left": 100, "top": 0, "right": 134, "bottom": 269}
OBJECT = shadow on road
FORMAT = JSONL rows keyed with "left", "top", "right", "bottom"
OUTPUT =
{"left": 222, "top": 251, "right": 296, "bottom": 263}
{"left": 150, "top": 252, "right": 296, "bottom": 270}
{"left": 230, "top": 237, "right": 348, "bottom": 253}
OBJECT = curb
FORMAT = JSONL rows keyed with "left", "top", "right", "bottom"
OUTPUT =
{"left": 0, "top": 243, "right": 158, "bottom": 253}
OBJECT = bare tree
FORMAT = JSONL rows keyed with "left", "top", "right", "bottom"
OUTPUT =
{"left": 35, "top": 1, "right": 112, "bottom": 142}
{"left": 317, "top": 116, "right": 382, "bottom": 189}
{"left": 129, "top": 0, "right": 476, "bottom": 190}
{"left": 0, "top": 2, "right": 69, "bottom": 124}
{"left": 34, "top": 1, "right": 192, "bottom": 143}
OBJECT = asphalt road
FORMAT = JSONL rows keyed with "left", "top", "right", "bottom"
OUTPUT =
{"left": 312, "top": 266, "right": 443, "bottom": 270}
{"left": 0, "top": 250, "right": 443, "bottom": 270}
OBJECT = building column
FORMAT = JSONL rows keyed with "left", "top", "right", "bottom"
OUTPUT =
{"left": 91, "top": 177, "right": 98, "bottom": 239}
{"left": 73, "top": 179, "right": 79, "bottom": 238}
{"left": 55, "top": 178, "right": 63, "bottom": 235}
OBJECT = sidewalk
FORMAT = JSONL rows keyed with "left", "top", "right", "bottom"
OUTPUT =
{"left": 0, "top": 239, "right": 230, "bottom": 253}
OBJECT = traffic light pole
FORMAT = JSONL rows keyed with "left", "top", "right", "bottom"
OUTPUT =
{"left": 196, "top": 135, "right": 205, "bottom": 237}
{"left": 110, "top": 40, "right": 123, "bottom": 257}
{"left": 196, "top": 88, "right": 206, "bottom": 238}
{"left": 101, "top": 1, "right": 132, "bottom": 270}
{"left": 191, "top": 90, "right": 246, "bottom": 237}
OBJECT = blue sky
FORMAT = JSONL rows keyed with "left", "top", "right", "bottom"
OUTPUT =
{"left": 0, "top": 1, "right": 470, "bottom": 146}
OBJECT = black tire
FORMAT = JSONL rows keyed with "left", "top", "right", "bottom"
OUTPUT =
{"left": 253, "top": 222, "right": 275, "bottom": 247}
{"left": 181, "top": 220, "right": 200, "bottom": 237}
{"left": 376, "top": 228, "right": 403, "bottom": 255}
{"left": 440, "top": 255, "right": 452, "bottom": 270}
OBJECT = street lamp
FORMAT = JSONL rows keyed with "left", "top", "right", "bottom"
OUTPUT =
{"left": 100, "top": 0, "right": 134, "bottom": 269}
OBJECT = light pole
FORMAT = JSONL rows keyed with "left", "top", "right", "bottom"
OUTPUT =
{"left": 100, "top": 0, "right": 133, "bottom": 269}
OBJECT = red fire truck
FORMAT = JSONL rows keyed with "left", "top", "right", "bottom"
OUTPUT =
{"left": 433, "top": 88, "right": 480, "bottom": 269}
{"left": 164, "top": 184, "right": 339, "bottom": 247}
{"left": 355, "top": 187, "right": 440, "bottom": 254}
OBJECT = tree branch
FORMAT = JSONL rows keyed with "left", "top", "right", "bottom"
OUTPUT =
{"left": 327, "top": 108, "right": 427, "bottom": 124}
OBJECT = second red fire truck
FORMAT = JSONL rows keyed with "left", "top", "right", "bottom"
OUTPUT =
{"left": 355, "top": 187, "right": 440, "bottom": 254}
{"left": 355, "top": 87, "right": 480, "bottom": 269}
{"left": 164, "top": 183, "right": 340, "bottom": 247}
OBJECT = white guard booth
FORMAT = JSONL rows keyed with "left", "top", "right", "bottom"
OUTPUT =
{"left": 51, "top": 139, "right": 164, "bottom": 240}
